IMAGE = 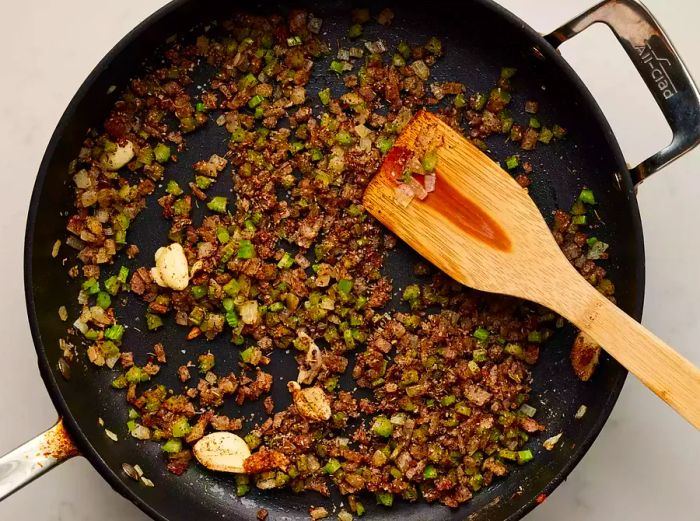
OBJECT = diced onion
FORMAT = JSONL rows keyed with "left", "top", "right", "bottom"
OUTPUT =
{"left": 393, "top": 107, "right": 413, "bottom": 133}
{"left": 543, "top": 432, "right": 562, "bottom": 450}
{"left": 73, "top": 169, "right": 91, "bottom": 189}
{"left": 80, "top": 307, "right": 93, "bottom": 323}
{"left": 396, "top": 451, "right": 412, "bottom": 472}
{"left": 81, "top": 190, "right": 98, "bottom": 207}
{"left": 294, "top": 253, "right": 310, "bottom": 269}
{"left": 240, "top": 300, "right": 259, "bottom": 324}
{"left": 424, "top": 174, "right": 436, "bottom": 193}
{"left": 354, "top": 124, "right": 370, "bottom": 138}
{"left": 66, "top": 236, "right": 85, "bottom": 251}
{"left": 307, "top": 16, "right": 323, "bottom": 34}
{"left": 89, "top": 306, "right": 111, "bottom": 325}
{"left": 365, "top": 40, "right": 387, "bottom": 54}
{"left": 575, "top": 405, "right": 587, "bottom": 420}
{"left": 430, "top": 83, "right": 444, "bottom": 100}
{"left": 390, "top": 413, "right": 407, "bottom": 425}
{"left": 87, "top": 345, "right": 104, "bottom": 366}
{"left": 95, "top": 209, "right": 110, "bottom": 223}
{"left": 519, "top": 404, "right": 537, "bottom": 417}
{"left": 256, "top": 477, "right": 278, "bottom": 490}
{"left": 328, "top": 152, "right": 345, "bottom": 173}
{"left": 310, "top": 506, "right": 329, "bottom": 520}
{"left": 290, "top": 86, "right": 306, "bottom": 105}
{"left": 411, "top": 60, "right": 430, "bottom": 80}
{"left": 105, "top": 355, "right": 120, "bottom": 369}
{"left": 306, "top": 454, "right": 321, "bottom": 472}
{"left": 315, "top": 272, "right": 331, "bottom": 287}
{"left": 340, "top": 92, "right": 363, "bottom": 105}
{"left": 73, "top": 318, "right": 88, "bottom": 335}
{"left": 130, "top": 425, "right": 151, "bottom": 440}
{"left": 319, "top": 296, "right": 335, "bottom": 310}
{"left": 408, "top": 177, "right": 427, "bottom": 200}
{"left": 587, "top": 240, "right": 609, "bottom": 260}
{"left": 122, "top": 463, "right": 139, "bottom": 481}
{"left": 394, "top": 184, "right": 415, "bottom": 208}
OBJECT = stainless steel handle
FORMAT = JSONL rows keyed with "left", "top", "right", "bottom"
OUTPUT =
{"left": 545, "top": 0, "right": 700, "bottom": 185}
{"left": 0, "top": 420, "right": 78, "bottom": 501}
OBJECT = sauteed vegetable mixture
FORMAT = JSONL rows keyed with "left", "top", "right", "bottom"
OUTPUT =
{"left": 58, "top": 8, "right": 615, "bottom": 515}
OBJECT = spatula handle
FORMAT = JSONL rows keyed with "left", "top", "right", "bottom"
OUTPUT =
{"left": 551, "top": 271, "right": 700, "bottom": 429}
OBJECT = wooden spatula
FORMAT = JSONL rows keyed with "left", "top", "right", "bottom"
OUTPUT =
{"left": 363, "top": 110, "right": 700, "bottom": 429}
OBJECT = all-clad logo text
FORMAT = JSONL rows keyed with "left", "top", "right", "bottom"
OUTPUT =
{"left": 636, "top": 42, "right": 677, "bottom": 99}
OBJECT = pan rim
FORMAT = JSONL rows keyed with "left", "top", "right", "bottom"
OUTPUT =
{"left": 23, "top": 1, "right": 643, "bottom": 520}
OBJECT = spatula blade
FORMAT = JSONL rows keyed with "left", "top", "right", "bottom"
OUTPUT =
{"left": 363, "top": 110, "right": 561, "bottom": 301}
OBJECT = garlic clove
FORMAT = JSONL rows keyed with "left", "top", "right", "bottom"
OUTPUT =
{"left": 288, "top": 382, "right": 331, "bottom": 421}
{"left": 153, "top": 243, "right": 190, "bottom": 291}
{"left": 150, "top": 267, "right": 166, "bottom": 287}
{"left": 193, "top": 432, "right": 251, "bottom": 473}
{"left": 101, "top": 141, "right": 135, "bottom": 171}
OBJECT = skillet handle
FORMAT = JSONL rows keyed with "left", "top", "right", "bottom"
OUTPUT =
{"left": 545, "top": 0, "right": 700, "bottom": 185}
{"left": 0, "top": 419, "right": 78, "bottom": 501}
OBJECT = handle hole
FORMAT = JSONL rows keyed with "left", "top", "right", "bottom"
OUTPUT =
{"left": 557, "top": 23, "right": 672, "bottom": 169}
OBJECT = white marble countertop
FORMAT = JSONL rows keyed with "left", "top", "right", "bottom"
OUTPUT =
{"left": 0, "top": 1, "right": 697, "bottom": 519}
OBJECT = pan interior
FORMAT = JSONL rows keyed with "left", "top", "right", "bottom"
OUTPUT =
{"left": 26, "top": 1, "right": 642, "bottom": 520}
